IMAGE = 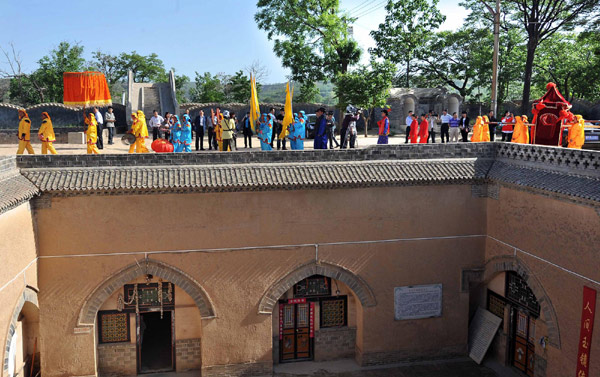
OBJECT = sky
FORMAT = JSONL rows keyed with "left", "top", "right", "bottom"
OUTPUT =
{"left": 0, "top": 0, "right": 468, "bottom": 84}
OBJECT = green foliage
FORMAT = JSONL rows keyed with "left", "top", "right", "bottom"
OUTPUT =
{"left": 116, "top": 51, "right": 167, "bottom": 83}
{"left": 9, "top": 41, "right": 86, "bottom": 105}
{"left": 173, "top": 70, "right": 191, "bottom": 104}
{"left": 255, "top": 0, "right": 361, "bottom": 94}
{"left": 229, "top": 71, "right": 252, "bottom": 103}
{"left": 370, "top": 0, "right": 445, "bottom": 87}
{"left": 190, "top": 72, "right": 227, "bottom": 103}
{"left": 296, "top": 82, "right": 320, "bottom": 103}
{"left": 335, "top": 59, "right": 396, "bottom": 130}
{"left": 533, "top": 32, "right": 600, "bottom": 101}
{"left": 413, "top": 28, "right": 493, "bottom": 100}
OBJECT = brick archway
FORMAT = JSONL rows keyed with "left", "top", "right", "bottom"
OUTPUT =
{"left": 3, "top": 286, "right": 38, "bottom": 375}
{"left": 482, "top": 255, "right": 561, "bottom": 349}
{"left": 77, "top": 259, "right": 215, "bottom": 326}
{"left": 258, "top": 261, "right": 376, "bottom": 314}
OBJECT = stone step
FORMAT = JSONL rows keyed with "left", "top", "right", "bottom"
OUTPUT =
{"left": 143, "top": 87, "right": 161, "bottom": 117}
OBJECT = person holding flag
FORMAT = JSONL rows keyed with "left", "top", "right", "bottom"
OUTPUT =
{"left": 257, "top": 113, "right": 273, "bottom": 150}
{"left": 279, "top": 82, "right": 294, "bottom": 148}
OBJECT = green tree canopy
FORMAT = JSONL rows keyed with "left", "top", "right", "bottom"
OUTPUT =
{"left": 255, "top": 0, "right": 361, "bottom": 97}
{"left": 190, "top": 72, "right": 227, "bottom": 103}
{"left": 370, "top": 0, "right": 445, "bottom": 87}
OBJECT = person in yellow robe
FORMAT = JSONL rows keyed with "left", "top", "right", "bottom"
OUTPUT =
{"left": 215, "top": 112, "right": 224, "bottom": 151}
{"left": 511, "top": 116, "right": 529, "bottom": 144}
{"left": 38, "top": 112, "right": 57, "bottom": 154}
{"left": 470, "top": 116, "right": 483, "bottom": 142}
{"left": 481, "top": 116, "right": 491, "bottom": 142}
{"left": 567, "top": 115, "right": 585, "bottom": 149}
{"left": 136, "top": 110, "right": 150, "bottom": 153}
{"left": 84, "top": 113, "right": 99, "bottom": 154}
{"left": 16, "top": 109, "right": 35, "bottom": 154}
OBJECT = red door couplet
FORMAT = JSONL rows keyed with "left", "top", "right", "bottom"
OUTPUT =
{"left": 576, "top": 287, "right": 596, "bottom": 377}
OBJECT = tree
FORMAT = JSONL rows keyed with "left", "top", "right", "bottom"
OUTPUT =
{"left": 117, "top": 51, "right": 167, "bottom": 83}
{"left": 255, "top": 0, "right": 361, "bottom": 97}
{"left": 90, "top": 51, "right": 121, "bottom": 86}
{"left": 533, "top": 32, "right": 600, "bottom": 102}
{"left": 189, "top": 72, "right": 227, "bottom": 103}
{"left": 173, "top": 70, "right": 191, "bottom": 104}
{"left": 414, "top": 28, "right": 493, "bottom": 100}
{"left": 370, "top": 0, "right": 445, "bottom": 87}
{"left": 335, "top": 60, "right": 396, "bottom": 135}
{"left": 229, "top": 71, "right": 252, "bottom": 103}
{"left": 296, "top": 82, "right": 320, "bottom": 103}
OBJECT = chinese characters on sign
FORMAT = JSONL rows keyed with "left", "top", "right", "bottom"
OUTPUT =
{"left": 394, "top": 284, "right": 443, "bottom": 320}
{"left": 288, "top": 298, "right": 307, "bottom": 304}
{"left": 309, "top": 302, "right": 315, "bottom": 338}
{"left": 576, "top": 286, "right": 596, "bottom": 377}
{"left": 279, "top": 304, "right": 284, "bottom": 340}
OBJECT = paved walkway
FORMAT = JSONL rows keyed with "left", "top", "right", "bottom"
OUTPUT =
{"left": 0, "top": 133, "right": 426, "bottom": 156}
{"left": 273, "top": 358, "right": 501, "bottom": 377}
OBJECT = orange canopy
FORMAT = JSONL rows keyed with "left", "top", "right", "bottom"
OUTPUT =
{"left": 63, "top": 71, "right": 112, "bottom": 106}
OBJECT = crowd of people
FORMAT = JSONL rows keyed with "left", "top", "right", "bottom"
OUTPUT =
{"left": 13, "top": 104, "right": 588, "bottom": 155}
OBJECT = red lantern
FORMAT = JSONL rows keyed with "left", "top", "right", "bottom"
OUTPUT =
{"left": 151, "top": 139, "right": 174, "bottom": 153}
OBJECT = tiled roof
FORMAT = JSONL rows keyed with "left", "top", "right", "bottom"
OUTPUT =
{"left": 21, "top": 159, "right": 490, "bottom": 194}
{"left": 487, "top": 161, "right": 600, "bottom": 202}
{"left": 0, "top": 171, "right": 39, "bottom": 213}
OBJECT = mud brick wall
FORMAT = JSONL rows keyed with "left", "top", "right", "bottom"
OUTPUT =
{"left": 97, "top": 342, "right": 136, "bottom": 376}
{"left": 175, "top": 338, "right": 201, "bottom": 371}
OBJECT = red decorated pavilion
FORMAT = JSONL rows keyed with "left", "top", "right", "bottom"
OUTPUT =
{"left": 531, "top": 83, "right": 572, "bottom": 146}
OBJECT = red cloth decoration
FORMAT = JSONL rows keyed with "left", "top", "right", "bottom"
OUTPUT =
{"left": 531, "top": 82, "right": 572, "bottom": 146}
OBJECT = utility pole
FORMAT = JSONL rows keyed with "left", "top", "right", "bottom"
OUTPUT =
{"left": 482, "top": 0, "right": 500, "bottom": 117}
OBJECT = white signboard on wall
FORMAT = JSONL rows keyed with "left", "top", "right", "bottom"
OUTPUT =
{"left": 394, "top": 284, "right": 443, "bottom": 320}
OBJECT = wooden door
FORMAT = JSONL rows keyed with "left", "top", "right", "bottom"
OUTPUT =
{"left": 280, "top": 303, "right": 312, "bottom": 362}
{"left": 512, "top": 308, "right": 535, "bottom": 377}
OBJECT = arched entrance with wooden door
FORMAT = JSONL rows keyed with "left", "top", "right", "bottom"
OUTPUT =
{"left": 258, "top": 262, "right": 376, "bottom": 365}
{"left": 78, "top": 259, "right": 215, "bottom": 376}
{"left": 3, "top": 287, "right": 40, "bottom": 377}
{"left": 476, "top": 256, "right": 560, "bottom": 377}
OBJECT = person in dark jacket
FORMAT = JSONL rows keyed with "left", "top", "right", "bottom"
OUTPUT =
{"left": 193, "top": 110, "right": 207, "bottom": 151}
{"left": 487, "top": 110, "right": 497, "bottom": 141}
{"left": 313, "top": 107, "right": 328, "bottom": 149}
{"left": 459, "top": 111, "right": 470, "bottom": 142}
{"left": 241, "top": 112, "right": 253, "bottom": 148}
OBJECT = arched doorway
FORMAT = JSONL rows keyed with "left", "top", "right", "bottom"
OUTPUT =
{"left": 4, "top": 287, "right": 40, "bottom": 377}
{"left": 476, "top": 257, "right": 560, "bottom": 377}
{"left": 448, "top": 96, "right": 460, "bottom": 116}
{"left": 403, "top": 97, "right": 415, "bottom": 124}
{"left": 78, "top": 259, "right": 215, "bottom": 376}
{"left": 259, "top": 262, "right": 376, "bottom": 366}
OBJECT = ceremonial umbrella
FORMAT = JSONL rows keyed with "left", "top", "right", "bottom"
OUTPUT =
{"left": 63, "top": 71, "right": 112, "bottom": 107}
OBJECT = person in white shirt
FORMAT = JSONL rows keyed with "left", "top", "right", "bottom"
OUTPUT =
{"left": 148, "top": 110, "right": 165, "bottom": 141}
{"left": 439, "top": 109, "right": 452, "bottom": 143}
{"left": 427, "top": 110, "right": 438, "bottom": 143}
{"left": 405, "top": 111, "right": 414, "bottom": 144}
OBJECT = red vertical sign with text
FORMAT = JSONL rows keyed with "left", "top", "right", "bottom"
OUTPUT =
{"left": 309, "top": 302, "right": 315, "bottom": 338}
{"left": 576, "top": 286, "right": 596, "bottom": 377}
{"left": 279, "top": 304, "right": 284, "bottom": 340}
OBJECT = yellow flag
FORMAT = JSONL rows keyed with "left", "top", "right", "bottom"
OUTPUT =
{"left": 280, "top": 82, "right": 294, "bottom": 139}
{"left": 249, "top": 75, "right": 260, "bottom": 133}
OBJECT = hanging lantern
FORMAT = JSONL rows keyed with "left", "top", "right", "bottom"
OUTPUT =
{"left": 151, "top": 138, "right": 174, "bottom": 153}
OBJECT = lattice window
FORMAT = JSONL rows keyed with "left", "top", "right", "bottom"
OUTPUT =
{"left": 320, "top": 296, "right": 347, "bottom": 328}
{"left": 98, "top": 311, "right": 130, "bottom": 343}
{"left": 487, "top": 290, "right": 506, "bottom": 321}
{"left": 506, "top": 272, "right": 540, "bottom": 317}
{"left": 294, "top": 275, "right": 331, "bottom": 297}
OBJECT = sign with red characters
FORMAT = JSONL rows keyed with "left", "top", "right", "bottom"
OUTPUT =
{"left": 309, "top": 302, "right": 315, "bottom": 338}
{"left": 576, "top": 286, "right": 596, "bottom": 377}
{"left": 288, "top": 298, "right": 306, "bottom": 304}
{"left": 278, "top": 304, "right": 284, "bottom": 340}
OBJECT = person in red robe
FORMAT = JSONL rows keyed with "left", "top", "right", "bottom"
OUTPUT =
{"left": 409, "top": 115, "right": 419, "bottom": 143}
{"left": 418, "top": 114, "right": 429, "bottom": 143}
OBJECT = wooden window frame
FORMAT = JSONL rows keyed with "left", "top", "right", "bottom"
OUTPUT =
{"left": 293, "top": 276, "right": 332, "bottom": 298}
{"left": 319, "top": 295, "right": 348, "bottom": 328}
{"left": 98, "top": 310, "right": 131, "bottom": 344}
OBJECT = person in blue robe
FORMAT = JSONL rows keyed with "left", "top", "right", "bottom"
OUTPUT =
{"left": 257, "top": 113, "right": 273, "bottom": 151}
{"left": 313, "top": 107, "right": 328, "bottom": 149}
{"left": 170, "top": 115, "right": 183, "bottom": 152}
{"left": 182, "top": 114, "right": 193, "bottom": 152}
{"left": 288, "top": 113, "right": 305, "bottom": 150}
